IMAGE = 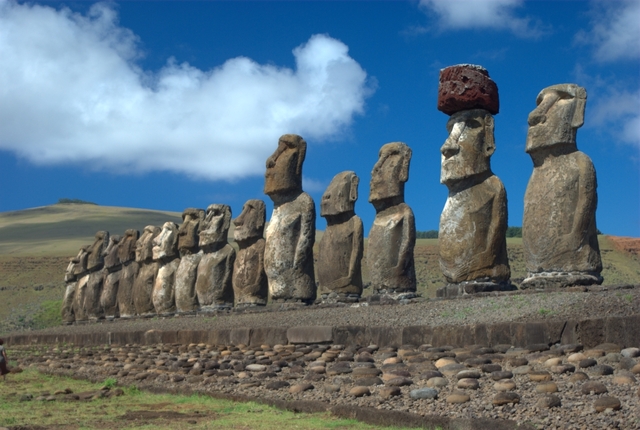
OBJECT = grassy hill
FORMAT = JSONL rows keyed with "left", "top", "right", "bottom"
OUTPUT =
{"left": 0, "top": 203, "right": 639, "bottom": 334}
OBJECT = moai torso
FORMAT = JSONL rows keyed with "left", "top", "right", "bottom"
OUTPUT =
{"left": 152, "top": 222, "right": 180, "bottom": 315}
{"left": 175, "top": 208, "right": 205, "bottom": 313}
{"left": 133, "top": 226, "right": 160, "bottom": 316}
{"left": 264, "top": 134, "right": 316, "bottom": 302}
{"left": 72, "top": 246, "right": 90, "bottom": 321}
{"left": 84, "top": 231, "right": 109, "bottom": 321}
{"left": 233, "top": 199, "right": 268, "bottom": 306}
{"left": 100, "top": 235, "right": 121, "bottom": 319}
{"left": 116, "top": 229, "right": 140, "bottom": 318}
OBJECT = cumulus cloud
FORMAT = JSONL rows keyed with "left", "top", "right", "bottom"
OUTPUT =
{"left": 419, "top": 0, "right": 543, "bottom": 37}
{"left": 588, "top": 89, "right": 640, "bottom": 148}
{"left": 575, "top": 0, "right": 640, "bottom": 62}
{"left": 0, "top": 1, "right": 373, "bottom": 180}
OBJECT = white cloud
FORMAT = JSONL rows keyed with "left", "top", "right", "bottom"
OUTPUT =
{"left": 0, "top": 1, "right": 374, "bottom": 180}
{"left": 419, "top": 0, "right": 542, "bottom": 37}
{"left": 575, "top": 0, "right": 640, "bottom": 62}
{"left": 589, "top": 89, "right": 640, "bottom": 148}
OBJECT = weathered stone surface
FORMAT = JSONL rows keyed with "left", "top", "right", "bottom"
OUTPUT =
{"left": 264, "top": 134, "right": 316, "bottom": 302}
{"left": 233, "top": 199, "right": 268, "bottom": 306}
{"left": 437, "top": 64, "right": 499, "bottom": 115}
{"left": 581, "top": 381, "right": 608, "bottom": 395}
{"left": 317, "top": 171, "right": 364, "bottom": 298}
{"left": 133, "top": 226, "right": 161, "bottom": 316}
{"left": 116, "top": 229, "right": 139, "bottom": 318}
{"left": 536, "top": 394, "right": 561, "bottom": 409}
{"left": 594, "top": 396, "right": 621, "bottom": 412}
{"left": 62, "top": 248, "right": 85, "bottom": 323}
{"left": 492, "top": 392, "right": 520, "bottom": 405}
{"left": 100, "top": 235, "right": 121, "bottom": 319}
{"left": 438, "top": 105, "right": 511, "bottom": 293}
{"left": 522, "top": 84, "right": 602, "bottom": 288}
{"left": 83, "top": 231, "right": 109, "bottom": 320}
{"left": 178, "top": 208, "right": 205, "bottom": 257}
{"left": 152, "top": 222, "right": 180, "bottom": 315}
{"left": 196, "top": 204, "right": 236, "bottom": 310}
{"left": 410, "top": 387, "right": 438, "bottom": 399}
{"left": 174, "top": 253, "right": 201, "bottom": 313}
{"left": 367, "top": 142, "right": 416, "bottom": 294}
{"left": 72, "top": 247, "right": 90, "bottom": 321}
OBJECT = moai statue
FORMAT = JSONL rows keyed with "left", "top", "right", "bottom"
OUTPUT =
{"left": 174, "top": 208, "right": 205, "bottom": 313}
{"left": 84, "top": 231, "right": 109, "bottom": 321}
{"left": 133, "top": 225, "right": 161, "bottom": 316}
{"left": 367, "top": 142, "right": 416, "bottom": 298}
{"left": 61, "top": 248, "right": 85, "bottom": 324}
{"left": 317, "top": 171, "right": 364, "bottom": 302}
{"left": 116, "top": 229, "right": 140, "bottom": 318}
{"left": 100, "top": 234, "right": 121, "bottom": 320}
{"left": 264, "top": 134, "right": 316, "bottom": 303}
{"left": 233, "top": 199, "right": 268, "bottom": 307}
{"left": 152, "top": 222, "right": 180, "bottom": 315}
{"left": 522, "top": 84, "right": 602, "bottom": 288}
{"left": 196, "top": 204, "right": 236, "bottom": 311}
{"left": 436, "top": 64, "right": 512, "bottom": 298}
{"left": 72, "top": 246, "right": 90, "bottom": 321}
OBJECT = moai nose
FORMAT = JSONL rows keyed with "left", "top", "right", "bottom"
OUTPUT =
{"left": 441, "top": 139, "right": 459, "bottom": 158}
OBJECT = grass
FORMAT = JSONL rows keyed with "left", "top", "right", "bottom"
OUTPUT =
{"left": 0, "top": 368, "right": 417, "bottom": 430}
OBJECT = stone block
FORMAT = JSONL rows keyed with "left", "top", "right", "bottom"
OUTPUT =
{"left": 578, "top": 318, "right": 605, "bottom": 348}
{"left": 249, "top": 327, "right": 288, "bottom": 347}
{"left": 230, "top": 328, "right": 252, "bottom": 346}
{"left": 366, "top": 327, "right": 402, "bottom": 348}
{"left": 287, "top": 326, "right": 333, "bottom": 344}
{"left": 332, "top": 326, "right": 366, "bottom": 346}
{"left": 402, "top": 326, "right": 433, "bottom": 346}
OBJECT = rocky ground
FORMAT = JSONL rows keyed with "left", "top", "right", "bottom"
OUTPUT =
{"left": 9, "top": 338, "right": 640, "bottom": 429}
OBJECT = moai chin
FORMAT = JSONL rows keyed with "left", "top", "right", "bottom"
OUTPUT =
{"left": 152, "top": 222, "right": 180, "bottom": 315}
{"left": 317, "top": 171, "right": 364, "bottom": 302}
{"left": 100, "top": 234, "right": 122, "bottom": 320}
{"left": 116, "top": 229, "right": 140, "bottom": 318}
{"left": 436, "top": 64, "right": 512, "bottom": 298}
{"left": 72, "top": 246, "right": 90, "bottom": 322}
{"left": 264, "top": 134, "right": 316, "bottom": 304}
{"left": 522, "top": 83, "right": 602, "bottom": 288}
{"left": 174, "top": 208, "right": 205, "bottom": 313}
{"left": 233, "top": 199, "right": 268, "bottom": 307}
{"left": 367, "top": 142, "right": 416, "bottom": 297}
{"left": 84, "top": 231, "right": 109, "bottom": 321}
{"left": 133, "top": 225, "right": 161, "bottom": 316}
{"left": 195, "top": 204, "right": 236, "bottom": 311}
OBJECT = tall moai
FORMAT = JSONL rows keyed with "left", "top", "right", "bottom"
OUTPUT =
{"left": 133, "top": 225, "right": 161, "bottom": 316}
{"left": 317, "top": 171, "right": 364, "bottom": 302}
{"left": 196, "top": 204, "right": 236, "bottom": 311}
{"left": 61, "top": 248, "right": 85, "bottom": 324}
{"left": 233, "top": 199, "right": 268, "bottom": 307}
{"left": 367, "top": 142, "right": 416, "bottom": 298}
{"left": 152, "top": 222, "right": 180, "bottom": 315}
{"left": 116, "top": 229, "right": 140, "bottom": 318}
{"left": 264, "top": 134, "right": 316, "bottom": 304}
{"left": 100, "top": 234, "right": 121, "bottom": 320}
{"left": 436, "top": 64, "right": 512, "bottom": 297}
{"left": 175, "top": 208, "right": 205, "bottom": 313}
{"left": 522, "top": 84, "right": 602, "bottom": 288}
{"left": 84, "top": 231, "right": 109, "bottom": 321}
{"left": 72, "top": 246, "right": 90, "bottom": 321}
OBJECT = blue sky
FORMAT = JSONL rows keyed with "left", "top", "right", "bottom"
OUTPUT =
{"left": 0, "top": 0, "right": 638, "bottom": 237}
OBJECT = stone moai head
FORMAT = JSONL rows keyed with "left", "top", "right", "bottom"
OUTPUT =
{"left": 153, "top": 222, "right": 179, "bottom": 260}
{"left": 199, "top": 204, "right": 232, "bottom": 247}
{"left": 66, "top": 247, "right": 87, "bottom": 281}
{"left": 440, "top": 109, "right": 495, "bottom": 186}
{"left": 526, "top": 83, "right": 587, "bottom": 154}
{"left": 369, "top": 142, "right": 411, "bottom": 203}
{"left": 103, "top": 235, "right": 122, "bottom": 269}
{"left": 135, "top": 226, "right": 161, "bottom": 263}
{"left": 233, "top": 199, "right": 266, "bottom": 243}
{"left": 72, "top": 246, "right": 90, "bottom": 277}
{"left": 178, "top": 208, "right": 205, "bottom": 255}
{"left": 87, "top": 231, "right": 109, "bottom": 271}
{"left": 118, "top": 229, "right": 139, "bottom": 264}
{"left": 321, "top": 171, "right": 359, "bottom": 218}
{"left": 264, "top": 134, "right": 306, "bottom": 197}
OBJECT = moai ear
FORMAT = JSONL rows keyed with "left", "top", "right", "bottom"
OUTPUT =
{"left": 222, "top": 205, "right": 232, "bottom": 234}
{"left": 483, "top": 114, "right": 496, "bottom": 157}
{"left": 399, "top": 146, "right": 412, "bottom": 183}
{"left": 571, "top": 86, "right": 587, "bottom": 129}
{"left": 349, "top": 174, "right": 359, "bottom": 202}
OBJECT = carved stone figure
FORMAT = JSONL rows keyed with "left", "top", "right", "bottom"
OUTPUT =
{"left": 175, "top": 208, "right": 205, "bottom": 314}
{"left": 100, "top": 234, "right": 121, "bottom": 320}
{"left": 72, "top": 246, "right": 90, "bottom": 321}
{"left": 233, "top": 199, "right": 268, "bottom": 306}
{"left": 436, "top": 65, "right": 512, "bottom": 298}
{"left": 152, "top": 222, "right": 180, "bottom": 315}
{"left": 264, "top": 134, "right": 316, "bottom": 303}
{"left": 196, "top": 204, "right": 236, "bottom": 310}
{"left": 62, "top": 248, "right": 85, "bottom": 324}
{"left": 116, "top": 229, "right": 140, "bottom": 318}
{"left": 522, "top": 83, "right": 602, "bottom": 288}
{"left": 367, "top": 142, "right": 416, "bottom": 297}
{"left": 84, "top": 231, "right": 109, "bottom": 321}
{"left": 133, "top": 225, "right": 161, "bottom": 316}
{"left": 317, "top": 171, "right": 364, "bottom": 302}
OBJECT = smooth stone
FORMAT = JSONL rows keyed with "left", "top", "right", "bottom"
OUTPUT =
{"left": 457, "top": 370, "right": 481, "bottom": 379}
{"left": 529, "top": 371, "right": 552, "bottom": 382}
{"left": 410, "top": 388, "right": 438, "bottom": 400}
{"left": 352, "top": 367, "right": 382, "bottom": 378}
{"left": 357, "top": 377, "right": 383, "bottom": 386}
{"left": 246, "top": 364, "right": 267, "bottom": 372}
{"left": 535, "top": 382, "right": 558, "bottom": 393}
{"left": 618, "top": 357, "right": 637, "bottom": 371}
{"left": 440, "top": 363, "right": 466, "bottom": 377}
{"left": 621, "top": 347, "right": 639, "bottom": 358}
{"left": 567, "top": 353, "right": 587, "bottom": 363}
{"left": 544, "top": 357, "right": 563, "bottom": 367}
{"left": 569, "top": 372, "right": 589, "bottom": 382}
{"left": 480, "top": 364, "right": 502, "bottom": 373}
{"left": 378, "top": 387, "right": 401, "bottom": 399}
{"left": 289, "top": 383, "right": 314, "bottom": 394}
{"left": 581, "top": 381, "right": 608, "bottom": 395}
{"left": 491, "top": 371, "right": 513, "bottom": 381}
{"left": 446, "top": 391, "right": 470, "bottom": 404}
{"left": 594, "top": 343, "right": 621, "bottom": 353}
{"left": 536, "top": 394, "right": 561, "bottom": 409}
{"left": 492, "top": 392, "right": 520, "bottom": 405}
{"left": 426, "top": 377, "right": 448, "bottom": 388}
{"left": 550, "top": 364, "right": 575, "bottom": 374}
{"left": 594, "top": 396, "right": 621, "bottom": 412}
{"left": 457, "top": 378, "right": 479, "bottom": 390}
{"left": 613, "top": 374, "right": 636, "bottom": 385}
{"left": 349, "top": 386, "right": 370, "bottom": 397}
{"left": 385, "top": 377, "right": 413, "bottom": 387}
{"left": 435, "top": 357, "right": 457, "bottom": 369}
{"left": 266, "top": 381, "right": 290, "bottom": 390}
{"left": 512, "top": 366, "right": 531, "bottom": 375}
{"left": 494, "top": 380, "right": 516, "bottom": 392}
{"left": 509, "top": 357, "right": 528, "bottom": 367}
{"left": 591, "top": 364, "right": 614, "bottom": 376}
{"left": 323, "top": 384, "right": 341, "bottom": 393}
{"left": 631, "top": 363, "right": 640, "bottom": 374}
{"left": 578, "top": 358, "right": 597, "bottom": 368}
{"left": 583, "top": 349, "right": 605, "bottom": 358}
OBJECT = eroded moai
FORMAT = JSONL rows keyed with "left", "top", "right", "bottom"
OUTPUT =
{"left": 100, "top": 234, "right": 121, "bottom": 320}
{"left": 62, "top": 247, "right": 86, "bottom": 324}
{"left": 72, "top": 246, "right": 90, "bottom": 321}
{"left": 233, "top": 199, "right": 268, "bottom": 307}
{"left": 116, "top": 229, "right": 140, "bottom": 318}
{"left": 317, "top": 171, "right": 364, "bottom": 302}
{"left": 152, "top": 222, "right": 180, "bottom": 315}
{"left": 133, "top": 225, "right": 161, "bottom": 316}
{"left": 522, "top": 84, "right": 602, "bottom": 288}
{"left": 264, "top": 134, "right": 316, "bottom": 303}
{"left": 437, "top": 64, "right": 511, "bottom": 297}
{"left": 196, "top": 204, "right": 236, "bottom": 310}
{"left": 367, "top": 142, "right": 416, "bottom": 296}
{"left": 174, "top": 208, "right": 205, "bottom": 313}
{"left": 84, "top": 231, "right": 109, "bottom": 320}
